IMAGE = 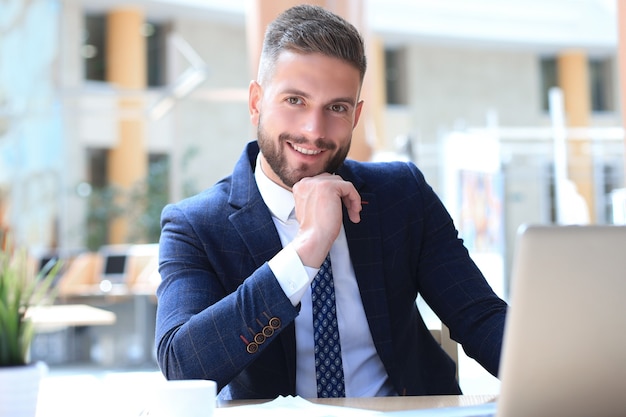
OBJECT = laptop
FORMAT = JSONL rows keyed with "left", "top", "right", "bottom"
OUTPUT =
{"left": 495, "top": 224, "right": 626, "bottom": 417}
{"left": 388, "top": 224, "right": 626, "bottom": 417}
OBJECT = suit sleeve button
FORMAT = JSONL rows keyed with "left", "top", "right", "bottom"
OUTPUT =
{"left": 254, "top": 333, "right": 266, "bottom": 344}
{"left": 246, "top": 342, "right": 259, "bottom": 354}
{"left": 269, "top": 317, "right": 281, "bottom": 329}
{"left": 262, "top": 326, "right": 274, "bottom": 337}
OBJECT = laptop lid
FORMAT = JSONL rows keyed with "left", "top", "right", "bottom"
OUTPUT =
{"left": 497, "top": 224, "right": 626, "bottom": 417}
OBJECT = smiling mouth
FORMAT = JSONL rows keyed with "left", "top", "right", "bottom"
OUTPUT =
{"left": 289, "top": 142, "right": 322, "bottom": 156}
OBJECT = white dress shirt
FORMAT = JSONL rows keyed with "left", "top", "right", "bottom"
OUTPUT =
{"left": 254, "top": 155, "right": 396, "bottom": 397}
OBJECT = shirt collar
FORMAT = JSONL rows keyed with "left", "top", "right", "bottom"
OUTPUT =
{"left": 254, "top": 153, "right": 295, "bottom": 223}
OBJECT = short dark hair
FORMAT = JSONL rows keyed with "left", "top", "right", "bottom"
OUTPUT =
{"left": 258, "top": 4, "right": 367, "bottom": 84}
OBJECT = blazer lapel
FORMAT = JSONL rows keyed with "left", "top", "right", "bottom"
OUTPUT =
{"left": 228, "top": 142, "right": 283, "bottom": 265}
{"left": 342, "top": 186, "right": 395, "bottom": 371}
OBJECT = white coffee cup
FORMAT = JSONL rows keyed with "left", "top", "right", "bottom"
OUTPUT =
{"left": 147, "top": 379, "right": 216, "bottom": 417}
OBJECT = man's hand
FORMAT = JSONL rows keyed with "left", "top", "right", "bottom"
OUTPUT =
{"left": 290, "top": 173, "right": 361, "bottom": 268}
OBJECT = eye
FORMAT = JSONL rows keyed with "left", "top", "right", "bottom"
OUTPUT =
{"left": 286, "top": 97, "right": 302, "bottom": 105}
{"left": 329, "top": 104, "right": 348, "bottom": 113}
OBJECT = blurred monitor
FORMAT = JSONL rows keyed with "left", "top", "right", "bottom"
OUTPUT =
{"left": 98, "top": 245, "right": 130, "bottom": 291}
{"left": 34, "top": 250, "right": 66, "bottom": 287}
{"left": 38, "top": 255, "right": 60, "bottom": 273}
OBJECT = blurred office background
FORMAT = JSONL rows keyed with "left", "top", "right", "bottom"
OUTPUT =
{"left": 0, "top": 0, "right": 624, "bottom": 395}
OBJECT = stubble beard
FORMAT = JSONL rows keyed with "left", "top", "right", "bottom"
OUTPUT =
{"left": 257, "top": 118, "right": 350, "bottom": 189}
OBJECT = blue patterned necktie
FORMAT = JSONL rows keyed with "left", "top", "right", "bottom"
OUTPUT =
{"left": 311, "top": 254, "right": 346, "bottom": 398}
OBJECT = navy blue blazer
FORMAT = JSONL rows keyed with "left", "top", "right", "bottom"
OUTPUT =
{"left": 156, "top": 141, "right": 507, "bottom": 400}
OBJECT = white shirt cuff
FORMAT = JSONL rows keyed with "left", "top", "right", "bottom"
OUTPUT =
{"left": 269, "top": 244, "right": 318, "bottom": 306}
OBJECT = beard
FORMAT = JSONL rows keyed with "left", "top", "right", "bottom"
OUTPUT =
{"left": 257, "top": 117, "right": 350, "bottom": 189}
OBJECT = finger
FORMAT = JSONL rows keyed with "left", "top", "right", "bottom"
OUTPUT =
{"left": 339, "top": 185, "right": 362, "bottom": 224}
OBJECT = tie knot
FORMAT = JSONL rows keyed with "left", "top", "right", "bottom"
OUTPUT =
{"left": 322, "top": 254, "right": 331, "bottom": 270}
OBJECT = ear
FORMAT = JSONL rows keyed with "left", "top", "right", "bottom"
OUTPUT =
{"left": 353, "top": 99, "right": 364, "bottom": 129}
{"left": 249, "top": 80, "right": 262, "bottom": 126}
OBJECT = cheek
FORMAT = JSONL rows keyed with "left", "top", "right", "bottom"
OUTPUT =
{"left": 264, "top": 108, "right": 296, "bottom": 131}
{"left": 327, "top": 116, "right": 356, "bottom": 138}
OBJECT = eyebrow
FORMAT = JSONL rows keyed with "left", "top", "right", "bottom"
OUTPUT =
{"left": 281, "top": 88, "right": 357, "bottom": 107}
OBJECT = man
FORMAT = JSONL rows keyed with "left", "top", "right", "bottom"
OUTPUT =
{"left": 155, "top": 4, "right": 507, "bottom": 400}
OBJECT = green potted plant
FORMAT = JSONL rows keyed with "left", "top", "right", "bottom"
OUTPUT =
{"left": 0, "top": 235, "right": 59, "bottom": 417}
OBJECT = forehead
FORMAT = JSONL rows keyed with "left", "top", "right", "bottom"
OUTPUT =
{"left": 265, "top": 51, "right": 361, "bottom": 99}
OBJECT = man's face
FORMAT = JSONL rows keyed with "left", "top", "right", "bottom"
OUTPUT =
{"left": 249, "top": 51, "right": 363, "bottom": 189}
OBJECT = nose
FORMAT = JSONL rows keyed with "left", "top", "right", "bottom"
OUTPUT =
{"left": 301, "top": 108, "right": 327, "bottom": 139}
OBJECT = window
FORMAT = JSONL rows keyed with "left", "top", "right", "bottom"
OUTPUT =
{"left": 385, "top": 48, "right": 408, "bottom": 106}
{"left": 539, "top": 57, "right": 557, "bottom": 112}
{"left": 85, "top": 150, "right": 170, "bottom": 246}
{"left": 589, "top": 57, "right": 615, "bottom": 113}
{"left": 145, "top": 23, "right": 168, "bottom": 87}
{"left": 87, "top": 148, "right": 107, "bottom": 187}
{"left": 84, "top": 15, "right": 106, "bottom": 82}
{"left": 539, "top": 56, "right": 615, "bottom": 113}
{"left": 83, "top": 14, "right": 168, "bottom": 87}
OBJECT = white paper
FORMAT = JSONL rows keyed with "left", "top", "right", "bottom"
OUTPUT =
{"left": 214, "top": 395, "right": 384, "bottom": 417}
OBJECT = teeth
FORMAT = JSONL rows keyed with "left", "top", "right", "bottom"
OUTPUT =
{"left": 291, "top": 143, "right": 321, "bottom": 155}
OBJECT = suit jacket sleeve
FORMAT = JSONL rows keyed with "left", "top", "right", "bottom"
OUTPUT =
{"left": 397, "top": 162, "right": 507, "bottom": 376}
{"left": 155, "top": 197, "right": 299, "bottom": 393}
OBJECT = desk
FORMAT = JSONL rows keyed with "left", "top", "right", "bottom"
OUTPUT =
{"left": 36, "top": 372, "right": 497, "bottom": 417}
{"left": 219, "top": 395, "right": 497, "bottom": 411}
{"left": 27, "top": 304, "right": 116, "bottom": 331}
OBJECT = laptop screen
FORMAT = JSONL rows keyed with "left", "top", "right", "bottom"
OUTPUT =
{"left": 98, "top": 245, "right": 130, "bottom": 287}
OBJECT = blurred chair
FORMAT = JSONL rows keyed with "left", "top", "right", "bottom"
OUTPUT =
{"left": 56, "top": 251, "right": 100, "bottom": 298}
{"left": 430, "top": 323, "right": 459, "bottom": 381}
{"left": 126, "top": 243, "right": 160, "bottom": 297}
